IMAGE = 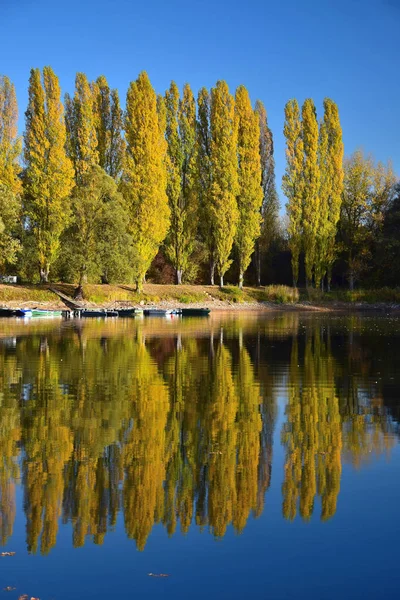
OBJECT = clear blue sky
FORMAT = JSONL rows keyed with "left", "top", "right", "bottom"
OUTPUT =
{"left": 1, "top": 0, "right": 399, "bottom": 205}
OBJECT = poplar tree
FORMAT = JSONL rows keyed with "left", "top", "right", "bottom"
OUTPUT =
{"left": 254, "top": 100, "right": 279, "bottom": 286}
{"left": 210, "top": 81, "right": 239, "bottom": 288}
{"left": 121, "top": 71, "right": 169, "bottom": 291}
{"left": 301, "top": 98, "right": 320, "bottom": 287}
{"left": 0, "top": 76, "right": 21, "bottom": 193}
{"left": 282, "top": 99, "right": 303, "bottom": 287}
{"left": 92, "top": 76, "right": 125, "bottom": 179}
{"left": 24, "top": 67, "right": 74, "bottom": 282}
{"left": 235, "top": 85, "right": 263, "bottom": 289}
{"left": 0, "top": 75, "right": 22, "bottom": 268}
{"left": 196, "top": 88, "right": 214, "bottom": 283}
{"left": 315, "top": 99, "right": 344, "bottom": 289}
{"left": 164, "top": 82, "right": 197, "bottom": 284}
{"left": 65, "top": 72, "right": 98, "bottom": 182}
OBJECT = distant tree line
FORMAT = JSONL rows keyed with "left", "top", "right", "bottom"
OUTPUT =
{"left": 0, "top": 69, "right": 397, "bottom": 292}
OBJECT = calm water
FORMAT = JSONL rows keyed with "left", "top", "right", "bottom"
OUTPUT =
{"left": 0, "top": 312, "right": 399, "bottom": 599}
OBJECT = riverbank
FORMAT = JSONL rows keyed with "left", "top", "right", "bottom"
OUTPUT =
{"left": 0, "top": 283, "right": 399, "bottom": 312}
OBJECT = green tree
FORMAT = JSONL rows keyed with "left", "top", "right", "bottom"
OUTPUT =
{"left": 196, "top": 88, "right": 214, "bottom": 283}
{"left": 121, "top": 71, "right": 170, "bottom": 291}
{"left": 301, "top": 98, "right": 320, "bottom": 287}
{"left": 24, "top": 67, "right": 74, "bottom": 282}
{"left": 65, "top": 73, "right": 98, "bottom": 182}
{"left": 282, "top": 99, "right": 303, "bottom": 287}
{"left": 60, "top": 166, "right": 131, "bottom": 296}
{"left": 210, "top": 81, "right": 239, "bottom": 287}
{"left": 92, "top": 76, "right": 125, "bottom": 179}
{"left": 235, "top": 85, "right": 263, "bottom": 289}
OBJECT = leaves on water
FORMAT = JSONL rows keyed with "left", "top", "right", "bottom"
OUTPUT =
{"left": 148, "top": 573, "right": 170, "bottom": 578}
{"left": 3, "top": 587, "right": 16, "bottom": 592}
{"left": 0, "top": 552, "right": 15, "bottom": 556}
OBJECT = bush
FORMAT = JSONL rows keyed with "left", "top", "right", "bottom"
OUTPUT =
{"left": 263, "top": 285, "right": 299, "bottom": 304}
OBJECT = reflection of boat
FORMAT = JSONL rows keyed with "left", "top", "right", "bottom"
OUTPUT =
{"left": 180, "top": 308, "right": 210, "bottom": 317}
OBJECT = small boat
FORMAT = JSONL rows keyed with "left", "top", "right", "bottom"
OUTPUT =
{"left": 31, "top": 309, "right": 63, "bottom": 318}
{"left": 15, "top": 309, "right": 33, "bottom": 318}
{"left": 144, "top": 308, "right": 180, "bottom": 317}
{"left": 81, "top": 309, "right": 119, "bottom": 318}
{"left": 116, "top": 308, "right": 140, "bottom": 317}
{"left": 180, "top": 308, "right": 210, "bottom": 317}
{"left": 0, "top": 308, "right": 17, "bottom": 317}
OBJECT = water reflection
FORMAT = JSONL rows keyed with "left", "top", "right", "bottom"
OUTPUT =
{"left": 0, "top": 313, "right": 397, "bottom": 554}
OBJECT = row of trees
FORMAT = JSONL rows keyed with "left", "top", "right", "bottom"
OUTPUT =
{"left": 0, "top": 69, "right": 279, "bottom": 291}
{"left": 282, "top": 98, "right": 397, "bottom": 290}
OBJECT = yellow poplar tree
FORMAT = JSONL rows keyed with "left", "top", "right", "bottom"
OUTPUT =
{"left": 0, "top": 75, "right": 21, "bottom": 193}
{"left": 315, "top": 99, "right": 344, "bottom": 289}
{"left": 24, "top": 67, "right": 74, "bottom": 282}
{"left": 121, "top": 71, "right": 170, "bottom": 291}
{"left": 210, "top": 81, "right": 239, "bottom": 287}
{"left": 301, "top": 98, "right": 320, "bottom": 287}
{"left": 282, "top": 99, "right": 303, "bottom": 287}
{"left": 65, "top": 73, "right": 98, "bottom": 182}
{"left": 235, "top": 85, "right": 263, "bottom": 289}
{"left": 0, "top": 75, "right": 22, "bottom": 268}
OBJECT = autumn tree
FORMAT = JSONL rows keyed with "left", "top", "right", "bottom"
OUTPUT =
{"left": 301, "top": 98, "right": 320, "bottom": 287}
{"left": 210, "top": 81, "right": 239, "bottom": 287}
{"left": 235, "top": 85, "right": 263, "bottom": 289}
{"left": 315, "top": 99, "right": 344, "bottom": 289}
{"left": 24, "top": 67, "right": 74, "bottom": 282}
{"left": 196, "top": 88, "right": 214, "bottom": 283}
{"left": 254, "top": 100, "right": 279, "bottom": 286}
{"left": 121, "top": 71, "right": 170, "bottom": 291}
{"left": 282, "top": 99, "right": 303, "bottom": 287}
{"left": 92, "top": 75, "right": 125, "bottom": 179}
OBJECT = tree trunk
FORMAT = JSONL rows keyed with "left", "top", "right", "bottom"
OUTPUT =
{"left": 238, "top": 270, "right": 244, "bottom": 290}
{"left": 39, "top": 267, "right": 49, "bottom": 284}
{"left": 349, "top": 272, "right": 354, "bottom": 291}
{"left": 74, "top": 285, "right": 84, "bottom": 300}
{"left": 210, "top": 259, "right": 215, "bottom": 286}
{"left": 255, "top": 241, "right": 261, "bottom": 287}
{"left": 220, "top": 274, "right": 224, "bottom": 288}
{"left": 327, "top": 279, "right": 331, "bottom": 293}
{"left": 176, "top": 269, "right": 183, "bottom": 285}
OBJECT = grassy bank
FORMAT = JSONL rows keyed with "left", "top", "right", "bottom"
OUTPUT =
{"left": 1, "top": 282, "right": 399, "bottom": 309}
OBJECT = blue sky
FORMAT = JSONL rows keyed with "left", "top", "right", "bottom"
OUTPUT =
{"left": 1, "top": 0, "right": 399, "bottom": 205}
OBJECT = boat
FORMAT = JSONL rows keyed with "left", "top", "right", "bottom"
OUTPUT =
{"left": 31, "top": 309, "right": 63, "bottom": 318}
{"left": 0, "top": 308, "right": 17, "bottom": 317}
{"left": 15, "top": 309, "right": 33, "bottom": 318}
{"left": 180, "top": 308, "right": 210, "bottom": 317}
{"left": 144, "top": 308, "right": 181, "bottom": 317}
{"left": 116, "top": 308, "right": 142, "bottom": 317}
{"left": 81, "top": 309, "right": 118, "bottom": 318}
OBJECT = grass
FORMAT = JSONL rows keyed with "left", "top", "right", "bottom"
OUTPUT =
{"left": 0, "top": 284, "right": 55, "bottom": 303}
{"left": 305, "top": 287, "right": 400, "bottom": 304}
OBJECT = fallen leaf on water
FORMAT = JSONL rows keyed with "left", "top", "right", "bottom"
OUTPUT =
{"left": 3, "top": 587, "right": 16, "bottom": 592}
{"left": 0, "top": 552, "right": 15, "bottom": 557}
{"left": 148, "top": 573, "right": 170, "bottom": 578}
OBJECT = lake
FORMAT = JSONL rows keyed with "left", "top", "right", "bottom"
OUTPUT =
{"left": 0, "top": 311, "right": 399, "bottom": 599}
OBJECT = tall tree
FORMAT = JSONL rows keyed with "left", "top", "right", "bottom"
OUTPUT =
{"left": 315, "top": 99, "right": 344, "bottom": 289}
{"left": 210, "top": 81, "right": 239, "bottom": 287}
{"left": 24, "top": 67, "right": 74, "bottom": 282}
{"left": 282, "top": 99, "right": 303, "bottom": 287}
{"left": 254, "top": 100, "right": 279, "bottom": 286}
{"left": 0, "top": 75, "right": 21, "bottom": 194}
{"left": 65, "top": 73, "right": 98, "bottom": 182}
{"left": 196, "top": 88, "right": 214, "bottom": 283}
{"left": 164, "top": 82, "right": 197, "bottom": 284}
{"left": 121, "top": 71, "right": 170, "bottom": 291}
{"left": 235, "top": 85, "right": 263, "bottom": 289}
{"left": 92, "top": 76, "right": 125, "bottom": 179}
{"left": 301, "top": 98, "right": 320, "bottom": 287}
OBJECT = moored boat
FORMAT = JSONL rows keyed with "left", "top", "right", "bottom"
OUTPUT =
{"left": 31, "top": 309, "right": 63, "bottom": 318}
{"left": 81, "top": 309, "right": 119, "bottom": 318}
{"left": 144, "top": 308, "right": 181, "bottom": 317}
{"left": 180, "top": 308, "right": 210, "bottom": 317}
{"left": 116, "top": 308, "right": 141, "bottom": 317}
